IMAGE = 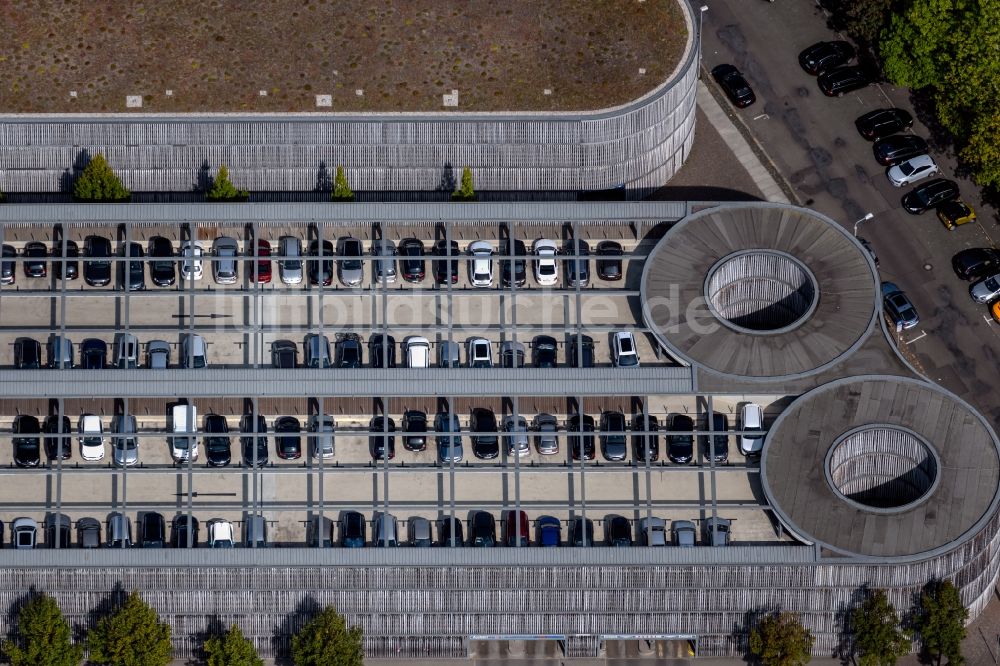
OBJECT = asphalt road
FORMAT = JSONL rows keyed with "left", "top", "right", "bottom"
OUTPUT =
{"left": 700, "top": 0, "right": 1000, "bottom": 431}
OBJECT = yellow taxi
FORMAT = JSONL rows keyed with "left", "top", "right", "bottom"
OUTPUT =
{"left": 937, "top": 200, "right": 976, "bottom": 230}
{"left": 992, "top": 300, "right": 1000, "bottom": 323}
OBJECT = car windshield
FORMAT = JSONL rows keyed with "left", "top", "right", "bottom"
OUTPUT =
{"left": 986, "top": 277, "right": 1000, "bottom": 292}
{"left": 899, "top": 161, "right": 918, "bottom": 176}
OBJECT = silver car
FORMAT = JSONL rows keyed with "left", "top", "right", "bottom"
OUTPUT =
{"left": 970, "top": 273, "right": 1000, "bottom": 304}
{"left": 212, "top": 236, "right": 240, "bottom": 284}
{"left": 336, "top": 237, "right": 364, "bottom": 287}
{"left": 309, "top": 414, "right": 335, "bottom": 459}
{"left": 111, "top": 414, "right": 139, "bottom": 467}
{"left": 278, "top": 236, "right": 303, "bottom": 285}
{"left": 372, "top": 239, "right": 397, "bottom": 284}
{"left": 373, "top": 512, "right": 399, "bottom": 547}
{"left": 408, "top": 516, "right": 432, "bottom": 547}
{"left": 146, "top": 340, "right": 170, "bottom": 369}
{"left": 502, "top": 415, "right": 530, "bottom": 457}
{"left": 533, "top": 413, "right": 559, "bottom": 455}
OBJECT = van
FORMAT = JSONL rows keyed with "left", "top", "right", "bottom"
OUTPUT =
{"left": 171, "top": 404, "right": 199, "bottom": 462}
{"left": 48, "top": 335, "right": 74, "bottom": 369}
{"left": 113, "top": 332, "right": 139, "bottom": 369}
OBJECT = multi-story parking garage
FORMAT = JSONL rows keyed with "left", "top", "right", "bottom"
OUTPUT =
{"left": 0, "top": 201, "right": 996, "bottom": 660}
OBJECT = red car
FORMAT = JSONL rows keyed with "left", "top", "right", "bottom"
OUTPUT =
{"left": 249, "top": 239, "right": 272, "bottom": 284}
{"left": 503, "top": 510, "right": 530, "bottom": 547}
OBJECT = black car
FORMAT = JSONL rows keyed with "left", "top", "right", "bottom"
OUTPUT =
{"left": 500, "top": 238, "right": 527, "bottom": 288}
{"left": 274, "top": 416, "right": 302, "bottom": 459}
{"left": 80, "top": 338, "right": 107, "bottom": 369}
{"left": 172, "top": 515, "right": 200, "bottom": 548}
{"left": 571, "top": 517, "right": 595, "bottom": 547}
{"left": 148, "top": 236, "right": 176, "bottom": 287}
{"left": 857, "top": 237, "right": 879, "bottom": 268}
{"left": 667, "top": 414, "right": 694, "bottom": 464}
{"left": 562, "top": 239, "right": 591, "bottom": 287}
{"left": 568, "top": 334, "right": 595, "bottom": 368}
{"left": 470, "top": 407, "right": 499, "bottom": 460}
{"left": 818, "top": 66, "right": 870, "bottom": 97}
{"left": 596, "top": 241, "right": 623, "bottom": 281}
{"left": 469, "top": 511, "right": 496, "bottom": 547}
{"left": 798, "top": 40, "right": 856, "bottom": 75}
{"left": 701, "top": 412, "right": 729, "bottom": 463}
{"left": 711, "top": 63, "right": 756, "bottom": 107}
{"left": 531, "top": 335, "right": 558, "bottom": 368}
{"left": 855, "top": 108, "right": 913, "bottom": 141}
{"left": 83, "top": 235, "right": 112, "bottom": 287}
{"left": 43, "top": 415, "right": 72, "bottom": 461}
{"left": 23, "top": 241, "right": 47, "bottom": 278}
{"left": 307, "top": 239, "right": 334, "bottom": 286}
{"left": 433, "top": 239, "right": 460, "bottom": 284}
{"left": 271, "top": 340, "right": 298, "bottom": 369}
{"left": 45, "top": 514, "right": 72, "bottom": 549}
{"left": 568, "top": 414, "right": 596, "bottom": 461}
{"left": 369, "top": 416, "right": 396, "bottom": 460}
{"left": 872, "top": 134, "right": 928, "bottom": 166}
{"left": 52, "top": 240, "right": 79, "bottom": 280}
{"left": 438, "top": 516, "right": 464, "bottom": 547}
{"left": 902, "top": 178, "right": 960, "bottom": 214}
{"left": 631, "top": 414, "right": 659, "bottom": 462}
{"left": 13, "top": 415, "right": 42, "bottom": 468}
{"left": 604, "top": 515, "right": 632, "bottom": 547}
{"left": 240, "top": 413, "right": 269, "bottom": 467}
{"left": 599, "top": 411, "right": 627, "bottom": 462}
{"left": 117, "top": 242, "right": 145, "bottom": 291}
{"left": 340, "top": 511, "right": 366, "bottom": 548}
{"left": 1, "top": 244, "right": 16, "bottom": 285}
{"left": 14, "top": 337, "right": 42, "bottom": 369}
{"left": 139, "top": 512, "right": 166, "bottom": 548}
{"left": 335, "top": 335, "right": 363, "bottom": 368}
{"left": 402, "top": 410, "right": 427, "bottom": 451}
{"left": 399, "top": 238, "right": 426, "bottom": 283}
{"left": 368, "top": 334, "right": 396, "bottom": 368}
{"left": 204, "top": 414, "right": 232, "bottom": 467}
{"left": 952, "top": 248, "right": 1000, "bottom": 281}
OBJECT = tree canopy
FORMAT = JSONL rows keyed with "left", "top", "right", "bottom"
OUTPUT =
{"left": 850, "top": 589, "right": 911, "bottom": 666}
{"left": 912, "top": 580, "right": 967, "bottom": 665}
{"left": 87, "top": 590, "right": 172, "bottom": 666}
{"left": 748, "top": 612, "right": 815, "bottom": 666}
{"left": 204, "top": 624, "right": 263, "bottom": 666}
{"left": 290, "top": 605, "right": 364, "bottom": 666}
{"left": 452, "top": 166, "right": 476, "bottom": 201}
{"left": 332, "top": 165, "right": 355, "bottom": 202}
{"left": 73, "top": 153, "right": 130, "bottom": 202}
{"left": 205, "top": 165, "right": 249, "bottom": 201}
{"left": 1, "top": 592, "right": 84, "bottom": 666}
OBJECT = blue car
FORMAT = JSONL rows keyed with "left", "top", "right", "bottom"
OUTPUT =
{"left": 537, "top": 516, "right": 561, "bottom": 547}
{"left": 881, "top": 282, "right": 920, "bottom": 330}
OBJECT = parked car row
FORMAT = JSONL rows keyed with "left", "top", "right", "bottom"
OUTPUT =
{"left": 0, "top": 511, "right": 732, "bottom": 549}
{"left": 11, "top": 333, "right": 206, "bottom": 369}
{"left": 8, "top": 404, "right": 767, "bottom": 467}
{"left": 0, "top": 235, "right": 626, "bottom": 289}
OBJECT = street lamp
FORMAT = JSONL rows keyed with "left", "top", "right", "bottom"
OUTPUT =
{"left": 698, "top": 6, "right": 709, "bottom": 69}
{"left": 853, "top": 212, "right": 874, "bottom": 237}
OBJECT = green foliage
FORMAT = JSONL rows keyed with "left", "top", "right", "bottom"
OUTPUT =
{"left": 204, "top": 624, "right": 263, "bottom": 666}
{"left": 452, "top": 166, "right": 476, "bottom": 201}
{"left": 205, "top": 165, "right": 249, "bottom": 201}
{"left": 960, "top": 112, "right": 1000, "bottom": 189}
{"left": 912, "top": 580, "right": 967, "bottom": 665}
{"left": 87, "top": 590, "right": 172, "bottom": 666}
{"left": 332, "top": 165, "right": 355, "bottom": 202}
{"left": 879, "top": 0, "right": 957, "bottom": 89}
{"left": 748, "top": 612, "right": 814, "bottom": 666}
{"left": 73, "top": 153, "right": 130, "bottom": 202}
{"left": 839, "top": 0, "right": 895, "bottom": 44}
{"left": 290, "top": 606, "right": 364, "bottom": 666}
{"left": 1, "top": 592, "right": 84, "bottom": 666}
{"left": 850, "top": 589, "right": 911, "bottom": 666}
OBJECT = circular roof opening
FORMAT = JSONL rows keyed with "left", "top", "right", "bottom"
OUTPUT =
{"left": 826, "top": 426, "right": 939, "bottom": 513}
{"left": 705, "top": 250, "right": 818, "bottom": 334}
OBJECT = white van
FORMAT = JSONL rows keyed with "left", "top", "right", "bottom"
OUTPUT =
{"left": 171, "top": 404, "right": 199, "bottom": 462}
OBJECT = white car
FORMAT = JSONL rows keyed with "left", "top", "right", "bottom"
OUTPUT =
{"left": 171, "top": 403, "right": 199, "bottom": 462}
{"left": 405, "top": 336, "right": 430, "bottom": 368}
{"left": 887, "top": 154, "right": 939, "bottom": 187}
{"left": 532, "top": 239, "right": 559, "bottom": 286}
{"left": 611, "top": 331, "right": 640, "bottom": 367}
{"left": 181, "top": 334, "right": 208, "bottom": 369}
{"left": 179, "top": 242, "right": 203, "bottom": 281}
{"left": 278, "top": 236, "right": 303, "bottom": 285}
{"left": 739, "top": 403, "right": 765, "bottom": 457}
{"left": 466, "top": 337, "right": 493, "bottom": 368}
{"left": 78, "top": 414, "right": 105, "bottom": 461}
{"left": 207, "top": 519, "right": 235, "bottom": 548}
{"left": 467, "top": 240, "right": 493, "bottom": 288}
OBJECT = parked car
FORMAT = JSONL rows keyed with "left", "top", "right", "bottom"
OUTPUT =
{"left": 500, "top": 340, "right": 525, "bottom": 368}
{"left": 702, "top": 517, "right": 732, "bottom": 547}
{"left": 469, "top": 511, "right": 496, "bottom": 547}
{"left": 667, "top": 414, "right": 694, "bottom": 464}
{"left": 399, "top": 238, "right": 426, "bottom": 283}
{"left": 308, "top": 414, "right": 336, "bottom": 460}
{"left": 531, "top": 335, "right": 558, "bottom": 368}
{"left": 12, "top": 518, "right": 38, "bottom": 549}
{"left": 405, "top": 336, "right": 430, "bottom": 368}
{"left": 631, "top": 414, "right": 660, "bottom": 462}
{"left": 369, "top": 416, "right": 396, "bottom": 461}
{"left": 902, "top": 178, "right": 959, "bottom": 214}
{"left": 887, "top": 154, "right": 939, "bottom": 187}
{"left": 113, "top": 332, "right": 139, "bottom": 369}
{"left": 502, "top": 415, "right": 530, "bottom": 457}
{"left": 434, "top": 411, "right": 463, "bottom": 463}
{"left": 80, "top": 338, "right": 107, "bottom": 369}
{"left": 568, "top": 334, "right": 595, "bottom": 368}
{"left": 146, "top": 339, "right": 170, "bottom": 369}
{"left": 532, "top": 238, "right": 559, "bottom": 286}
{"left": 204, "top": 413, "right": 232, "bottom": 467}
{"left": 0, "top": 244, "right": 15, "bottom": 285}
{"left": 571, "top": 517, "right": 594, "bottom": 547}
{"left": 275, "top": 416, "right": 302, "bottom": 460}
{"left": 858, "top": 237, "right": 879, "bottom": 268}
{"left": 533, "top": 413, "right": 559, "bottom": 455}
{"left": 438, "top": 516, "right": 464, "bottom": 547}
{"left": 14, "top": 337, "right": 42, "bottom": 369}
{"left": 432, "top": 239, "right": 460, "bottom": 284}
{"left": 172, "top": 515, "right": 200, "bottom": 548}
{"left": 872, "top": 134, "right": 928, "bottom": 166}
{"left": 170, "top": 403, "right": 199, "bottom": 462}
{"left": 23, "top": 241, "right": 47, "bottom": 278}
{"left": 180, "top": 334, "right": 208, "bottom": 368}
{"left": 599, "top": 410, "right": 627, "bottom": 461}
{"left": 818, "top": 66, "right": 870, "bottom": 96}
{"left": 83, "top": 235, "right": 112, "bottom": 287}
{"left": 304, "top": 334, "right": 331, "bottom": 368}
{"left": 368, "top": 333, "right": 396, "bottom": 368}
{"left": 335, "top": 334, "right": 363, "bottom": 368}
{"left": 52, "top": 239, "right": 79, "bottom": 280}
{"left": 278, "top": 236, "right": 303, "bottom": 285}
{"left": 596, "top": 240, "right": 623, "bottom": 281}
{"left": 212, "top": 236, "right": 239, "bottom": 285}
{"left": 307, "top": 239, "right": 334, "bottom": 286}
{"left": 567, "top": 414, "right": 596, "bottom": 461}
{"left": 952, "top": 248, "right": 1000, "bottom": 281}
{"left": 48, "top": 335, "right": 74, "bottom": 369}
{"left": 500, "top": 238, "right": 527, "bottom": 288}
{"left": 402, "top": 410, "right": 428, "bottom": 451}
{"left": 336, "top": 236, "right": 364, "bottom": 287}
{"left": 138, "top": 512, "right": 166, "bottom": 548}
{"left": 470, "top": 407, "right": 500, "bottom": 460}
{"left": 438, "top": 340, "right": 461, "bottom": 368}
{"left": 148, "top": 236, "right": 176, "bottom": 287}
{"left": 371, "top": 239, "right": 397, "bottom": 284}
{"left": 855, "top": 108, "right": 913, "bottom": 140}
{"left": 970, "top": 273, "right": 1000, "bottom": 304}
{"left": 78, "top": 414, "right": 105, "bottom": 462}
{"left": 373, "top": 512, "right": 398, "bottom": 547}
{"left": 639, "top": 517, "right": 667, "bottom": 547}
{"left": 43, "top": 414, "right": 72, "bottom": 461}
{"left": 701, "top": 412, "right": 730, "bottom": 463}
{"left": 45, "top": 513, "right": 71, "bottom": 548}
{"left": 711, "top": 63, "right": 756, "bottom": 107}
{"left": 271, "top": 339, "right": 298, "bottom": 369}
{"left": 936, "top": 200, "right": 976, "bottom": 230}
{"left": 604, "top": 515, "right": 632, "bottom": 547}
{"left": 612, "top": 331, "right": 640, "bottom": 367}
{"left": 111, "top": 414, "right": 139, "bottom": 467}
{"left": 671, "top": 520, "right": 696, "bottom": 547}
{"left": 882, "top": 281, "right": 921, "bottom": 327}
{"left": 244, "top": 515, "right": 268, "bottom": 548}
{"left": 13, "top": 415, "right": 42, "bottom": 468}
{"left": 537, "top": 515, "right": 561, "bottom": 547}
{"left": 240, "top": 412, "right": 269, "bottom": 467}
{"left": 798, "top": 40, "right": 856, "bottom": 75}
{"left": 117, "top": 242, "right": 145, "bottom": 291}
{"left": 77, "top": 517, "right": 102, "bottom": 548}
{"left": 339, "top": 511, "right": 366, "bottom": 548}
{"left": 179, "top": 241, "right": 204, "bottom": 282}
{"left": 408, "top": 517, "right": 433, "bottom": 547}
{"left": 107, "top": 513, "right": 133, "bottom": 548}
{"left": 562, "top": 239, "right": 591, "bottom": 287}
{"left": 307, "top": 516, "right": 334, "bottom": 548}
{"left": 503, "top": 510, "right": 530, "bottom": 547}
{"left": 207, "top": 519, "right": 234, "bottom": 548}
{"left": 739, "top": 403, "right": 765, "bottom": 457}
{"left": 467, "top": 240, "right": 494, "bottom": 287}
{"left": 466, "top": 337, "right": 492, "bottom": 368}
{"left": 248, "top": 238, "right": 272, "bottom": 284}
